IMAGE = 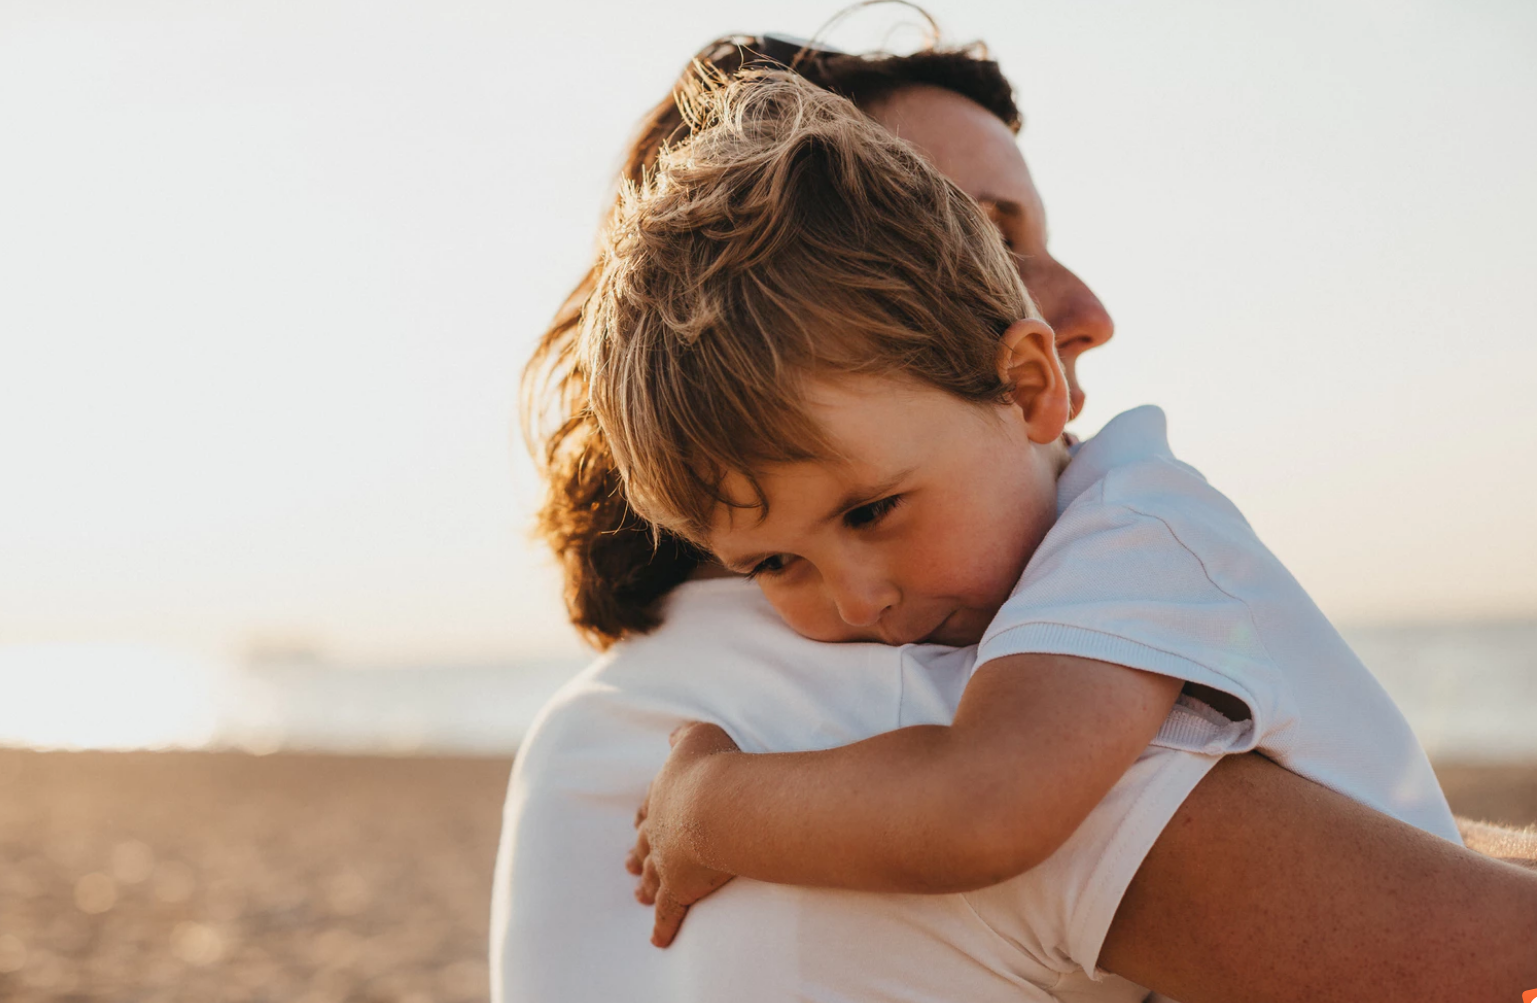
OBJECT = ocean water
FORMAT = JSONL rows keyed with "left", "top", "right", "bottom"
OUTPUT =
{"left": 1338, "top": 620, "right": 1537, "bottom": 761}
{"left": 0, "top": 621, "right": 1532, "bottom": 759}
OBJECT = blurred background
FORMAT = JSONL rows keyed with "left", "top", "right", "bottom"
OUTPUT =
{"left": 0, "top": 0, "right": 1533, "bottom": 1000}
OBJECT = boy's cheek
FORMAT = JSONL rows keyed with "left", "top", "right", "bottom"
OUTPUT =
{"left": 909, "top": 527, "right": 1016, "bottom": 604}
{"left": 765, "top": 587, "right": 874, "bottom": 644}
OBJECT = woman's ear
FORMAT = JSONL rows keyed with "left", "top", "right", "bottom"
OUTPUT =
{"left": 997, "top": 318, "right": 1071, "bottom": 444}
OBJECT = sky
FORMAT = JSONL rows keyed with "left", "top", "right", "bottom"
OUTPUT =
{"left": 0, "top": 0, "right": 1534, "bottom": 668}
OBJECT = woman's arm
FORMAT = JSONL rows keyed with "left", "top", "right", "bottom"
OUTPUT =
{"left": 1101, "top": 753, "right": 1537, "bottom": 1002}
{"left": 630, "top": 654, "right": 1180, "bottom": 944}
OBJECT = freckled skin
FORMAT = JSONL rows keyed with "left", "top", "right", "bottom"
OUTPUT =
{"left": 698, "top": 89, "right": 1112, "bottom": 646}
{"left": 630, "top": 77, "right": 1537, "bottom": 996}
{"left": 709, "top": 369, "right": 1068, "bottom": 648}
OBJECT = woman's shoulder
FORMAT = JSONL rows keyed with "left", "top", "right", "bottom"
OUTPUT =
{"left": 523, "top": 578, "right": 909, "bottom": 758}
{"left": 593, "top": 576, "right": 887, "bottom": 693}
{"left": 517, "top": 579, "right": 801, "bottom": 737}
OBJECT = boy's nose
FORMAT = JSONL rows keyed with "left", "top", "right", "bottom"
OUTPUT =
{"left": 829, "top": 574, "right": 898, "bottom": 630}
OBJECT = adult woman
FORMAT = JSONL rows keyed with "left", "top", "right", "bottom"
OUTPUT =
{"left": 495, "top": 35, "right": 1537, "bottom": 1003}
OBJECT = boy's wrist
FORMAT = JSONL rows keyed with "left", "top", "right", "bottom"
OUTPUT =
{"left": 662, "top": 722, "right": 744, "bottom": 864}
{"left": 679, "top": 746, "right": 741, "bottom": 861}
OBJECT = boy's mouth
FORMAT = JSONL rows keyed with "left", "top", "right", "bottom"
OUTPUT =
{"left": 914, "top": 607, "right": 995, "bottom": 648}
{"left": 914, "top": 609, "right": 959, "bottom": 646}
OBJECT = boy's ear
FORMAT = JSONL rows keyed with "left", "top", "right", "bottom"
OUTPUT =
{"left": 996, "top": 318, "right": 1070, "bottom": 444}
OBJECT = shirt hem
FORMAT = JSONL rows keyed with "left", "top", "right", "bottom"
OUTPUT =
{"left": 1064, "top": 749, "right": 1224, "bottom": 982}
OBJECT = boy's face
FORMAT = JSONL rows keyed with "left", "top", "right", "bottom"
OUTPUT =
{"left": 706, "top": 373, "right": 1066, "bottom": 647}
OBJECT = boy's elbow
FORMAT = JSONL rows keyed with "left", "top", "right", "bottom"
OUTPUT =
{"left": 966, "top": 812, "right": 1063, "bottom": 886}
{"left": 919, "top": 792, "right": 1068, "bottom": 893}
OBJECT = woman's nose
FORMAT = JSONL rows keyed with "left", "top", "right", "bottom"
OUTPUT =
{"left": 1040, "top": 264, "right": 1113, "bottom": 418}
{"left": 1050, "top": 268, "right": 1115, "bottom": 360}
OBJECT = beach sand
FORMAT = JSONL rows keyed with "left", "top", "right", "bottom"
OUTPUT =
{"left": 0, "top": 748, "right": 1531, "bottom": 1002}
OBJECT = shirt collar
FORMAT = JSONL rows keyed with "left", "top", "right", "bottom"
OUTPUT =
{"left": 1057, "top": 405, "right": 1174, "bottom": 516}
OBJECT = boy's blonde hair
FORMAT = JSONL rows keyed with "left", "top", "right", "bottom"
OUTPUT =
{"left": 582, "top": 68, "right": 1034, "bottom": 545}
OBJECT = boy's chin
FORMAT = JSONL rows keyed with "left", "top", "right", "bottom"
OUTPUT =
{"left": 786, "top": 607, "right": 991, "bottom": 648}
{"left": 916, "top": 609, "right": 988, "bottom": 648}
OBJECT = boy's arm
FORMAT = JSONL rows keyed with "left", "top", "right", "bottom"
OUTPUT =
{"left": 631, "top": 654, "right": 1181, "bottom": 944}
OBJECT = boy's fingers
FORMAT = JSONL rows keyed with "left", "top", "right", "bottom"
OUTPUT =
{"left": 651, "top": 891, "right": 689, "bottom": 948}
{"left": 626, "top": 828, "right": 651, "bottom": 878}
{"left": 635, "top": 779, "right": 653, "bottom": 829}
{"left": 626, "top": 823, "right": 651, "bottom": 875}
{"left": 639, "top": 857, "right": 660, "bottom": 905}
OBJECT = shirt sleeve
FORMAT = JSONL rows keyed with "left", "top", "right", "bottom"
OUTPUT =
{"left": 977, "top": 470, "right": 1280, "bottom": 756}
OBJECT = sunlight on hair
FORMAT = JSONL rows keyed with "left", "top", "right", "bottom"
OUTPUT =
{"left": 585, "top": 69, "right": 1030, "bottom": 542}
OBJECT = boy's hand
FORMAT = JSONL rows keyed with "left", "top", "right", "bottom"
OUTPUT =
{"left": 625, "top": 721, "right": 740, "bottom": 947}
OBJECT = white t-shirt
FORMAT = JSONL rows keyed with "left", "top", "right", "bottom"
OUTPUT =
{"left": 979, "top": 405, "right": 1460, "bottom": 842}
{"left": 492, "top": 578, "right": 1221, "bottom": 1002}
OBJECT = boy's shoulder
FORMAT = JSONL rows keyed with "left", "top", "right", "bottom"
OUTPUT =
{"left": 983, "top": 407, "right": 1287, "bottom": 735}
{"left": 1059, "top": 406, "right": 1254, "bottom": 550}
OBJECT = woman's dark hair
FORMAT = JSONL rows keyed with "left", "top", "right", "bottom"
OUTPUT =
{"left": 523, "top": 33, "right": 1022, "bottom": 649}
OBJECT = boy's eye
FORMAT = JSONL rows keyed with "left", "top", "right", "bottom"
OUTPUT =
{"left": 746, "top": 554, "right": 789, "bottom": 580}
{"left": 844, "top": 494, "right": 902, "bottom": 530}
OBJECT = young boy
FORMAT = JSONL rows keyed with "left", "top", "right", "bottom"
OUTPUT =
{"left": 581, "top": 69, "right": 1461, "bottom": 947}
